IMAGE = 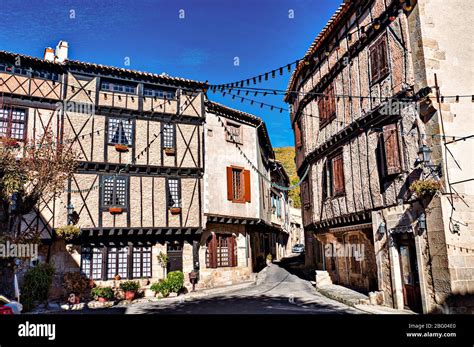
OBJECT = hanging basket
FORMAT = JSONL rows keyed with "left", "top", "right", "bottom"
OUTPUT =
{"left": 164, "top": 147, "right": 176, "bottom": 156}
{"left": 109, "top": 207, "right": 124, "bottom": 214}
{"left": 169, "top": 207, "right": 181, "bottom": 215}
{"left": 114, "top": 144, "right": 129, "bottom": 152}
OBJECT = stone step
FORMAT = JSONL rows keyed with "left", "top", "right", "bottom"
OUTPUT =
{"left": 315, "top": 270, "right": 333, "bottom": 287}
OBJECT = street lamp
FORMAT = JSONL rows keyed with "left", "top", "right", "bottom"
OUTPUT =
{"left": 418, "top": 213, "right": 427, "bottom": 233}
{"left": 418, "top": 144, "right": 431, "bottom": 165}
{"left": 378, "top": 221, "right": 387, "bottom": 235}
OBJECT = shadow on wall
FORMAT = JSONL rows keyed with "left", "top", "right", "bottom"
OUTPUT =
{"left": 431, "top": 293, "right": 474, "bottom": 314}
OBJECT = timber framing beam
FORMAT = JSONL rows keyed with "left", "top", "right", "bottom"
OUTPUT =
{"left": 76, "top": 161, "right": 203, "bottom": 177}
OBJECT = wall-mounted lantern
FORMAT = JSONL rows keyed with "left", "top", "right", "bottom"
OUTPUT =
{"left": 418, "top": 213, "right": 427, "bottom": 233}
{"left": 67, "top": 203, "right": 75, "bottom": 225}
{"left": 378, "top": 221, "right": 387, "bottom": 235}
{"left": 418, "top": 144, "right": 431, "bottom": 165}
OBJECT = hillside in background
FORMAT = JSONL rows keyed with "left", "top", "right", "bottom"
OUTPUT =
{"left": 274, "top": 147, "right": 301, "bottom": 208}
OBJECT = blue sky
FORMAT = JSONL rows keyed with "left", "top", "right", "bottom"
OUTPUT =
{"left": 0, "top": 0, "right": 342, "bottom": 147}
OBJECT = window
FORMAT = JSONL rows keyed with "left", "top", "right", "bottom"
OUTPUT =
{"left": 108, "top": 118, "right": 133, "bottom": 145}
{"left": 162, "top": 123, "right": 175, "bottom": 149}
{"left": 107, "top": 247, "right": 129, "bottom": 279}
{"left": 318, "top": 83, "right": 336, "bottom": 127}
{"left": 206, "top": 233, "right": 237, "bottom": 268}
{"left": 81, "top": 247, "right": 103, "bottom": 280}
{"left": 225, "top": 122, "right": 242, "bottom": 144}
{"left": 381, "top": 123, "right": 403, "bottom": 176}
{"left": 102, "top": 176, "right": 127, "bottom": 207}
{"left": 0, "top": 63, "right": 59, "bottom": 81}
{"left": 0, "top": 107, "right": 26, "bottom": 140}
{"left": 322, "top": 151, "right": 345, "bottom": 199}
{"left": 370, "top": 35, "right": 389, "bottom": 84}
{"left": 167, "top": 178, "right": 181, "bottom": 208}
{"left": 349, "top": 235, "right": 361, "bottom": 273}
{"left": 101, "top": 80, "right": 136, "bottom": 94}
{"left": 143, "top": 86, "right": 175, "bottom": 99}
{"left": 271, "top": 192, "right": 282, "bottom": 217}
{"left": 132, "top": 247, "right": 152, "bottom": 278}
{"left": 226, "top": 167, "right": 251, "bottom": 203}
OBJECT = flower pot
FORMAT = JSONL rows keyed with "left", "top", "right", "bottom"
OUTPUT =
{"left": 109, "top": 207, "right": 123, "bottom": 214}
{"left": 98, "top": 297, "right": 108, "bottom": 303}
{"left": 169, "top": 207, "right": 181, "bottom": 215}
{"left": 164, "top": 147, "right": 176, "bottom": 156}
{"left": 114, "top": 144, "right": 129, "bottom": 152}
{"left": 125, "top": 291, "right": 136, "bottom": 301}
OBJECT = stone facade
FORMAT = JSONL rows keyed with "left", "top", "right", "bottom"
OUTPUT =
{"left": 286, "top": 0, "right": 473, "bottom": 313}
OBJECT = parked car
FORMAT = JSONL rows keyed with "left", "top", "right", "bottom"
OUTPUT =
{"left": 292, "top": 244, "right": 305, "bottom": 254}
{"left": 0, "top": 295, "right": 22, "bottom": 314}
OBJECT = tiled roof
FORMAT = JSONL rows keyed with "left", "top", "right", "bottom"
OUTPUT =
{"left": 0, "top": 50, "right": 208, "bottom": 88}
{"left": 284, "top": 0, "right": 353, "bottom": 101}
{"left": 205, "top": 100, "right": 275, "bottom": 159}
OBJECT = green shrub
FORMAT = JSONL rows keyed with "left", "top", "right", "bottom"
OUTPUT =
{"left": 21, "top": 263, "right": 55, "bottom": 311}
{"left": 151, "top": 279, "right": 171, "bottom": 297}
{"left": 91, "top": 287, "right": 115, "bottom": 300}
{"left": 410, "top": 179, "right": 442, "bottom": 197}
{"left": 167, "top": 271, "right": 184, "bottom": 293}
{"left": 119, "top": 280, "right": 140, "bottom": 292}
{"left": 62, "top": 271, "right": 90, "bottom": 298}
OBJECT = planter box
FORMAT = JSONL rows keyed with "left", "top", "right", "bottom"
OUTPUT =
{"left": 114, "top": 144, "right": 129, "bottom": 152}
{"left": 109, "top": 207, "right": 123, "bottom": 214}
{"left": 169, "top": 207, "right": 181, "bottom": 215}
{"left": 164, "top": 147, "right": 176, "bottom": 156}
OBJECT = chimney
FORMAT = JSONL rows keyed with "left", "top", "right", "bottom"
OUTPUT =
{"left": 44, "top": 47, "right": 55, "bottom": 62}
{"left": 55, "top": 40, "right": 68, "bottom": 63}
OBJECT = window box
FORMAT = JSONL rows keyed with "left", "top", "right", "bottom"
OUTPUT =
{"left": 164, "top": 147, "right": 176, "bottom": 156}
{"left": 114, "top": 144, "right": 129, "bottom": 152}
{"left": 169, "top": 207, "right": 181, "bottom": 215}
{"left": 109, "top": 207, "right": 124, "bottom": 214}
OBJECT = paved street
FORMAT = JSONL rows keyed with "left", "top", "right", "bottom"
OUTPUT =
{"left": 122, "top": 263, "right": 360, "bottom": 314}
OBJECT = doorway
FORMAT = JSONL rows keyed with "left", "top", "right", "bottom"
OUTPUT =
{"left": 397, "top": 235, "right": 422, "bottom": 312}
{"left": 167, "top": 240, "right": 183, "bottom": 272}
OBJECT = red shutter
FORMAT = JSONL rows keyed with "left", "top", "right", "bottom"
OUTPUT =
{"left": 228, "top": 235, "right": 237, "bottom": 267}
{"left": 295, "top": 122, "right": 302, "bottom": 148}
{"left": 302, "top": 181, "right": 310, "bottom": 207}
{"left": 332, "top": 153, "right": 345, "bottom": 195}
{"left": 328, "top": 84, "right": 336, "bottom": 118}
{"left": 208, "top": 233, "right": 217, "bottom": 268}
{"left": 318, "top": 96, "right": 326, "bottom": 125}
{"left": 243, "top": 170, "right": 251, "bottom": 202}
{"left": 383, "top": 124, "right": 402, "bottom": 175}
{"left": 370, "top": 44, "right": 379, "bottom": 83}
{"left": 379, "top": 36, "right": 389, "bottom": 78}
{"left": 226, "top": 167, "right": 233, "bottom": 200}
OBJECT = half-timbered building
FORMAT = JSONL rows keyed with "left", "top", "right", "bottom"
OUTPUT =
{"left": 0, "top": 43, "right": 206, "bottom": 295}
{"left": 285, "top": 0, "right": 474, "bottom": 313}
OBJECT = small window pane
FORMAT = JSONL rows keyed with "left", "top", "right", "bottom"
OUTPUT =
{"left": 108, "top": 118, "right": 133, "bottom": 145}
{"left": 163, "top": 124, "right": 174, "bottom": 148}
{"left": 167, "top": 178, "right": 180, "bottom": 208}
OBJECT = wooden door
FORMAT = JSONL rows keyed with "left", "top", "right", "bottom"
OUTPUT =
{"left": 167, "top": 241, "right": 183, "bottom": 272}
{"left": 398, "top": 241, "right": 422, "bottom": 312}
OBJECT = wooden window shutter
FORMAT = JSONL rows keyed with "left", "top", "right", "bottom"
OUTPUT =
{"left": 226, "top": 167, "right": 233, "bottom": 200}
{"left": 383, "top": 124, "right": 402, "bottom": 175}
{"left": 229, "top": 236, "right": 237, "bottom": 267}
{"left": 370, "top": 44, "right": 379, "bottom": 83}
{"left": 295, "top": 121, "right": 302, "bottom": 148}
{"left": 379, "top": 36, "right": 389, "bottom": 78}
{"left": 302, "top": 181, "right": 310, "bottom": 207}
{"left": 328, "top": 84, "right": 336, "bottom": 117}
{"left": 243, "top": 170, "right": 251, "bottom": 202}
{"left": 208, "top": 234, "right": 217, "bottom": 268}
{"left": 332, "top": 153, "right": 345, "bottom": 195}
{"left": 318, "top": 96, "right": 326, "bottom": 124}
{"left": 322, "top": 161, "right": 328, "bottom": 200}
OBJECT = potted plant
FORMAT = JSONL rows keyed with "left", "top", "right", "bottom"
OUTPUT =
{"left": 164, "top": 147, "right": 176, "bottom": 156}
{"left": 119, "top": 281, "right": 140, "bottom": 301}
{"left": 1, "top": 137, "right": 20, "bottom": 149}
{"left": 114, "top": 143, "right": 128, "bottom": 152}
{"left": 169, "top": 207, "right": 181, "bottom": 214}
{"left": 109, "top": 207, "right": 123, "bottom": 214}
{"left": 157, "top": 252, "right": 169, "bottom": 279}
{"left": 409, "top": 179, "right": 442, "bottom": 199}
{"left": 55, "top": 225, "right": 81, "bottom": 241}
{"left": 266, "top": 253, "right": 273, "bottom": 266}
{"left": 167, "top": 271, "right": 184, "bottom": 294}
{"left": 91, "top": 287, "right": 115, "bottom": 303}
